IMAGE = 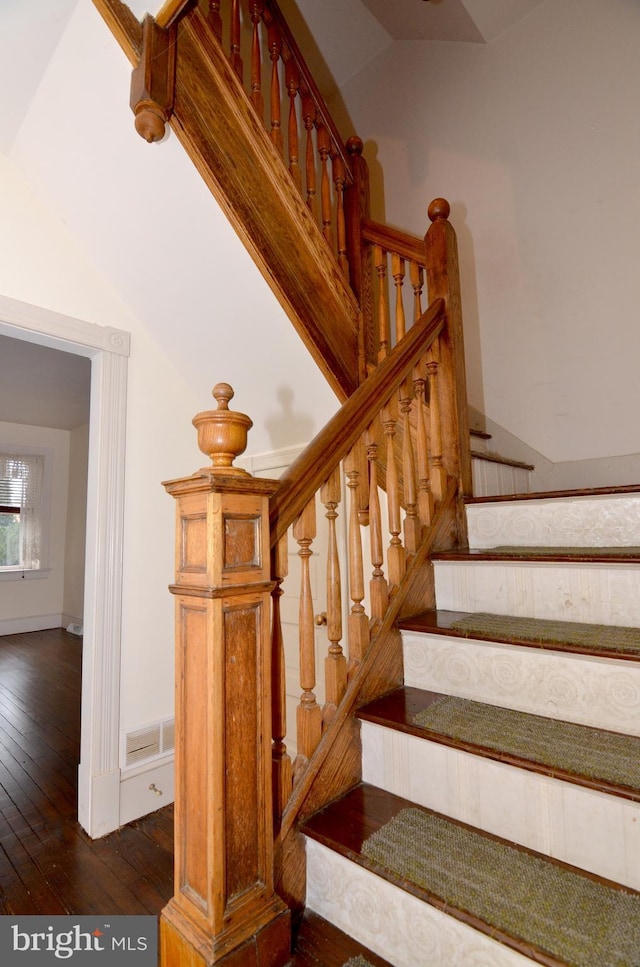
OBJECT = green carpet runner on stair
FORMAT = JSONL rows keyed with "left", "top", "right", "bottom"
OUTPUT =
{"left": 343, "top": 958, "right": 376, "bottom": 967}
{"left": 449, "top": 612, "right": 640, "bottom": 656}
{"left": 412, "top": 696, "right": 640, "bottom": 791}
{"left": 362, "top": 808, "right": 640, "bottom": 966}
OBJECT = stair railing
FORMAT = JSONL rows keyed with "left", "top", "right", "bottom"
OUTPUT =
{"left": 269, "top": 296, "right": 447, "bottom": 818}
{"left": 199, "top": 0, "right": 354, "bottom": 278}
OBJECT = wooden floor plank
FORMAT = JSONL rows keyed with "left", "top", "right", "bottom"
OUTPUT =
{"left": 0, "top": 629, "right": 173, "bottom": 917}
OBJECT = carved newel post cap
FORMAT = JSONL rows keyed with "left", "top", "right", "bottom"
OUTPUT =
{"left": 192, "top": 383, "right": 252, "bottom": 475}
{"left": 428, "top": 198, "right": 451, "bottom": 222}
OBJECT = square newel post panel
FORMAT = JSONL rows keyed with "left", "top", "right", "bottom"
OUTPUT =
{"left": 160, "top": 385, "right": 290, "bottom": 967}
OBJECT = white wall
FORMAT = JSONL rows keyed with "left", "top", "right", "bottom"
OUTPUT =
{"left": 1, "top": 0, "right": 339, "bottom": 809}
{"left": 0, "top": 421, "right": 69, "bottom": 632}
{"left": 336, "top": 0, "right": 640, "bottom": 473}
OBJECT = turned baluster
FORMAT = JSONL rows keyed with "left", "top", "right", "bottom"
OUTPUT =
{"left": 365, "top": 428, "right": 389, "bottom": 622}
{"left": 207, "top": 0, "right": 222, "bottom": 41}
{"left": 318, "top": 124, "right": 333, "bottom": 246}
{"left": 400, "top": 380, "right": 421, "bottom": 552}
{"left": 413, "top": 363, "right": 434, "bottom": 525}
{"left": 344, "top": 440, "right": 370, "bottom": 669}
{"left": 268, "top": 20, "right": 283, "bottom": 155}
{"left": 392, "top": 252, "right": 406, "bottom": 342}
{"left": 374, "top": 245, "right": 390, "bottom": 362}
{"left": 271, "top": 534, "right": 292, "bottom": 823}
{"left": 410, "top": 260, "right": 424, "bottom": 323}
{"left": 320, "top": 467, "right": 347, "bottom": 713}
{"left": 332, "top": 153, "right": 348, "bottom": 275}
{"left": 302, "top": 92, "right": 317, "bottom": 219}
{"left": 381, "top": 397, "right": 405, "bottom": 588}
{"left": 285, "top": 56, "right": 302, "bottom": 191}
{"left": 230, "top": 0, "right": 242, "bottom": 81}
{"left": 250, "top": 1, "right": 265, "bottom": 119}
{"left": 293, "top": 497, "right": 322, "bottom": 773}
{"left": 427, "top": 355, "right": 447, "bottom": 500}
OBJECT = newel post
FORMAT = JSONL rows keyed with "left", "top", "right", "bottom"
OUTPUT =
{"left": 345, "top": 136, "right": 376, "bottom": 382}
{"left": 160, "top": 384, "right": 290, "bottom": 967}
{"left": 424, "top": 199, "right": 473, "bottom": 502}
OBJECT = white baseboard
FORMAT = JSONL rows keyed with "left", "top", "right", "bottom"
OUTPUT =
{"left": 77, "top": 763, "right": 121, "bottom": 838}
{"left": 119, "top": 756, "right": 175, "bottom": 826}
{"left": 0, "top": 613, "right": 63, "bottom": 635}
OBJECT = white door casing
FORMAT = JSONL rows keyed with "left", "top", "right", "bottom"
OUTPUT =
{"left": 0, "top": 294, "right": 129, "bottom": 838}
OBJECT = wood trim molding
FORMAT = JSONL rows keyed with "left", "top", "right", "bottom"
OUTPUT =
{"left": 0, "top": 294, "right": 129, "bottom": 839}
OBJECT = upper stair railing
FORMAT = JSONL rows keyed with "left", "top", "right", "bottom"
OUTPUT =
{"left": 185, "top": 0, "right": 355, "bottom": 285}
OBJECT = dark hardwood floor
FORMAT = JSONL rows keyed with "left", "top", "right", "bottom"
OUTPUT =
{"left": 0, "top": 628, "right": 174, "bottom": 916}
{"left": 0, "top": 628, "right": 391, "bottom": 965}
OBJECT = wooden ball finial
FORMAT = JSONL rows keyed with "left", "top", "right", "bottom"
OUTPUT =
{"left": 212, "top": 382, "right": 234, "bottom": 410}
{"left": 428, "top": 198, "right": 451, "bottom": 222}
{"left": 133, "top": 100, "right": 167, "bottom": 143}
{"left": 346, "top": 136, "right": 364, "bottom": 157}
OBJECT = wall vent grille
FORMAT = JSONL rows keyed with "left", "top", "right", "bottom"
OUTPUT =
{"left": 124, "top": 717, "right": 175, "bottom": 768}
{"left": 162, "top": 719, "right": 175, "bottom": 753}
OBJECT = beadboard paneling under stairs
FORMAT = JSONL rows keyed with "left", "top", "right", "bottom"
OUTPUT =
{"left": 302, "top": 486, "right": 640, "bottom": 966}
{"left": 471, "top": 428, "right": 534, "bottom": 497}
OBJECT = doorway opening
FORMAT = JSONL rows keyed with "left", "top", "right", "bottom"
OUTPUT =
{"left": 0, "top": 293, "right": 129, "bottom": 838}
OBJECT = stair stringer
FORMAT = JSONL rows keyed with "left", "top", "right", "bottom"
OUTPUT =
{"left": 92, "top": 0, "right": 361, "bottom": 401}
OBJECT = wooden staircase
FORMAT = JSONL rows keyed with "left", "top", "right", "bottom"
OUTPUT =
{"left": 93, "top": 3, "right": 640, "bottom": 965}
{"left": 302, "top": 487, "right": 640, "bottom": 965}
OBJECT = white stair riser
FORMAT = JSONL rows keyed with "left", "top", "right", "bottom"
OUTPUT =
{"left": 361, "top": 721, "right": 640, "bottom": 891}
{"left": 434, "top": 560, "right": 640, "bottom": 626}
{"left": 403, "top": 633, "right": 640, "bottom": 735}
{"left": 467, "top": 494, "right": 640, "bottom": 549}
{"left": 306, "top": 838, "right": 531, "bottom": 967}
{"left": 472, "top": 458, "right": 530, "bottom": 498}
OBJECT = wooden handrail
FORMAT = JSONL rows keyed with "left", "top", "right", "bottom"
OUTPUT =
{"left": 269, "top": 297, "right": 446, "bottom": 543}
{"left": 361, "top": 217, "right": 425, "bottom": 265}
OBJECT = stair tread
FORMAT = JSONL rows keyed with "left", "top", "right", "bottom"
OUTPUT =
{"left": 433, "top": 545, "right": 640, "bottom": 563}
{"left": 357, "top": 686, "right": 640, "bottom": 801}
{"left": 302, "top": 783, "right": 640, "bottom": 967}
{"left": 397, "top": 609, "right": 640, "bottom": 661}
{"left": 466, "top": 483, "right": 640, "bottom": 504}
{"left": 471, "top": 449, "right": 535, "bottom": 471}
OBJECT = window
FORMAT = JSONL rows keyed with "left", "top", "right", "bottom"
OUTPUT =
{"left": 0, "top": 452, "right": 45, "bottom": 570}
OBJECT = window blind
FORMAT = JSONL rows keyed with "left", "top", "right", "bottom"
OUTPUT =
{"left": 0, "top": 452, "right": 45, "bottom": 568}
